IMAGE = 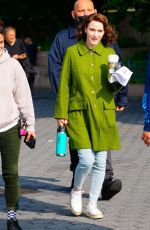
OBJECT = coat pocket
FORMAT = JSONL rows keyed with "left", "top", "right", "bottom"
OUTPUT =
{"left": 69, "top": 100, "right": 87, "bottom": 111}
{"left": 103, "top": 101, "right": 116, "bottom": 128}
{"left": 68, "top": 100, "right": 88, "bottom": 128}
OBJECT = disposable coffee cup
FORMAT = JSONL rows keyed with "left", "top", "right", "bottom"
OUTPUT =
{"left": 108, "top": 54, "right": 119, "bottom": 74}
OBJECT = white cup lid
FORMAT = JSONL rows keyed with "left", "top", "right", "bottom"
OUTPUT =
{"left": 108, "top": 54, "right": 119, "bottom": 62}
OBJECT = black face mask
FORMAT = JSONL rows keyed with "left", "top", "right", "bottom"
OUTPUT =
{"left": 74, "top": 15, "right": 88, "bottom": 26}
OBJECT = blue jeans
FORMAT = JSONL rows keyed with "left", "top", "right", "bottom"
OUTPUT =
{"left": 74, "top": 149, "right": 107, "bottom": 202}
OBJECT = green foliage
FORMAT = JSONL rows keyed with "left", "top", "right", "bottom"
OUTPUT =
{"left": 39, "top": 37, "right": 52, "bottom": 51}
{"left": 100, "top": 0, "right": 150, "bottom": 33}
{"left": 130, "top": 11, "right": 150, "bottom": 33}
{"left": 0, "top": 0, "right": 150, "bottom": 49}
{"left": 118, "top": 36, "right": 139, "bottom": 48}
{"left": 124, "top": 51, "right": 148, "bottom": 84}
{"left": 0, "top": 0, "right": 72, "bottom": 45}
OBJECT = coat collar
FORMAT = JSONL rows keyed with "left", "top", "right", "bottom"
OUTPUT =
{"left": 77, "top": 40, "right": 105, "bottom": 56}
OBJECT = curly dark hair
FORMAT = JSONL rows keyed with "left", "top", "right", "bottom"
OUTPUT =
{"left": 0, "top": 27, "right": 4, "bottom": 35}
{"left": 77, "top": 13, "right": 118, "bottom": 46}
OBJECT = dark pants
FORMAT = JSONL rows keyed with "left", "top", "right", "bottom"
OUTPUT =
{"left": 70, "top": 149, "right": 114, "bottom": 181}
{"left": 27, "top": 73, "right": 35, "bottom": 90}
{"left": 0, "top": 125, "right": 21, "bottom": 210}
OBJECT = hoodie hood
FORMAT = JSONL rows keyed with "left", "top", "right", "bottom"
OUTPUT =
{"left": 0, "top": 48, "right": 10, "bottom": 64}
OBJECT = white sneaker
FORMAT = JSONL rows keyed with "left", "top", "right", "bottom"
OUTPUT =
{"left": 70, "top": 190, "right": 82, "bottom": 216}
{"left": 85, "top": 201, "right": 103, "bottom": 219}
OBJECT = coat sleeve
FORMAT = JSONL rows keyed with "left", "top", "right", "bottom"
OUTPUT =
{"left": 110, "top": 42, "right": 123, "bottom": 66}
{"left": 115, "top": 85, "right": 128, "bottom": 107}
{"left": 142, "top": 51, "right": 150, "bottom": 131}
{"left": 48, "top": 33, "right": 65, "bottom": 94}
{"left": 54, "top": 48, "right": 71, "bottom": 120}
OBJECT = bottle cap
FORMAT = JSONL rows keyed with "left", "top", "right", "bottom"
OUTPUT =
{"left": 57, "top": 125, "right": 65, "bottom": 132}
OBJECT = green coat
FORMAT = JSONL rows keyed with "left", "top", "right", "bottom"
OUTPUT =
{"left": 54, "top": 40, "right": 121, "bottom": 151}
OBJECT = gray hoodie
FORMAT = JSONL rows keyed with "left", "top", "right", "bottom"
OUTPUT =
{"left": 0, "top": 49, "right": 35, "bottom": 132}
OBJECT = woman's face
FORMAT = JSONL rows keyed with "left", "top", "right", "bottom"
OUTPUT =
{"left": 85, "top": 20, "right": 105, "bottom": 49}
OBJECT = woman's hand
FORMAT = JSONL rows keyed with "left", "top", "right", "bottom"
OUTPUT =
{"left": 12, "top": 53, "right": 27, "bottom": 60}
{"left": 57, "top": 119, "right": 68, "bottom": 127}
{"left": 25, "top": 131, "right": 36, "bottom": 142}
{"left": 116, "top": 106, "right": 125, "bottom": 112}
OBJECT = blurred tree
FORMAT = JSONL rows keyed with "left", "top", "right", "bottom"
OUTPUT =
{"left": 99, "top": 0, "right": 150, "bottom": 33}
{"left": 0, "top": 0, "right": 73, "bottom": 47}
{"left": 130, "top": 0, "right": 150, "bottom": 33}
{"left": 0, "top": 0, "right": 149, "bottom": 48}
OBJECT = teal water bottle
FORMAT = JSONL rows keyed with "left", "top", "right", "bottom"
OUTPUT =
{"left": 56, "top": 125, "right": 67, "bottom": 157}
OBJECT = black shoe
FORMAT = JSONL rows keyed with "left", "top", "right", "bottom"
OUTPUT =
{"left": 7, "top": 219, "right": 22, "bottom": 230}
{"left": 101, "top": 178, "right": 122, "bottom": 200}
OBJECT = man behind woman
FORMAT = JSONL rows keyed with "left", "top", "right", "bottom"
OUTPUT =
{"left": 54, "top": 13, "right": 121, "bottom": 219}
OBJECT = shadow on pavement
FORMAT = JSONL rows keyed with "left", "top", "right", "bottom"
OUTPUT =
{"left": 0, "top": 176, "right": 70, "bottom": 194}
{"left": 0, "top": 218, "right": 114, "bottom": 230}
{"left": 19, "top": 176, "right": 70, "bottom": 192}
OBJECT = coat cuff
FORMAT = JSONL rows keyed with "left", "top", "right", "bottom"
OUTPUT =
{"left": 26, "top": 125, "right": 35, "bottom": 132}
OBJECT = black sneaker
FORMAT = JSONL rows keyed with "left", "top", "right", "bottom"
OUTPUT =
{"left": 7, "top": 219, "right": 22, "bottom": 230}
{"left": 100, "top": 178, "right": 122, "bottom": 200}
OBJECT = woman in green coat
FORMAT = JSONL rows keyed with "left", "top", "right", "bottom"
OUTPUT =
{"left": 54, "top": 13, "right": 121, "bottom": 219}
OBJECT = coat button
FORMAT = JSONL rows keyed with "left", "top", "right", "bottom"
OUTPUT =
{"left": 91, "top": 90, "right": 95, "bottom": 94}
{"left": 91, "top": 63, "right": 94, "bottom": 67}
{"left": 90, "top": 76, "right": 94, "bottom": 81}
{"left": 93, "top": 103, "right": 96, "bottom": 108}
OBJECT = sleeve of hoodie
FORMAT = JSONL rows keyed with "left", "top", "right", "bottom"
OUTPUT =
{"left": 48, "top": 32, "right": 63, "bottom": 94}
{"left": 13, "top": 59, "right": 35, "bottom": 131}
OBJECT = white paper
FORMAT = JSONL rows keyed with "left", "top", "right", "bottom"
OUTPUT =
{"left": 108, "top": 66, "right": 133, "bottom": 86}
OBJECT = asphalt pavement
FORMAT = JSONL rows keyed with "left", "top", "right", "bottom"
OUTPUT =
{"left": 0, "top": 88, "right": 150, "bottom": 230}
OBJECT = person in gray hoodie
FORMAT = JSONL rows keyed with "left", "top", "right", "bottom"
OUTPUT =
{"left": 0, "top": 29, "right": 36, "bottom": 230}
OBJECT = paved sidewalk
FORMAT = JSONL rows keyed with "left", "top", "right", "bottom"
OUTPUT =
{"left": 0, "top": 88, "right": 150, "bottom": 230}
